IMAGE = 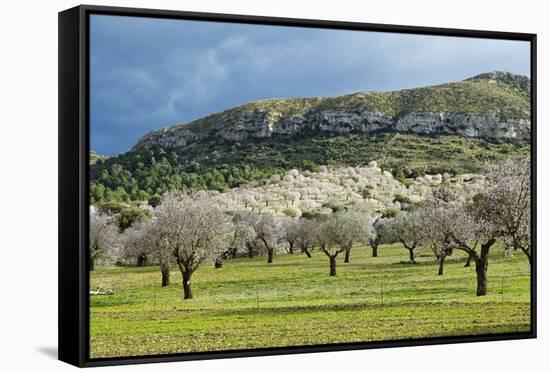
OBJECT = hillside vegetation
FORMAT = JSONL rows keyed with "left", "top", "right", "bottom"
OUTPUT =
{"left": 216, "top": 164, "right": 488, "bottom": 218}
{"left": 173, "top": 71, "right": 530, "bottom": 135}
{"left": 90, "top": 133, "right": 528, "bottom": 204}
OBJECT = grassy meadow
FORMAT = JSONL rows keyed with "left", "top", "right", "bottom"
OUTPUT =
{"left": 89, "top": 243, "right": 531, "bottom": 358}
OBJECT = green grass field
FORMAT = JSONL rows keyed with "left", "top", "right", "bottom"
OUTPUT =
{"left": 89, "top": 243, "right": 531, "bottom": 358}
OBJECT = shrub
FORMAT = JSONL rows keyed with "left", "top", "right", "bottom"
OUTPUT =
{"left": 393, "top": 194, "right": 412, "bottom": 204}
{"left": 282, "top": 207, "right": 302, "bottom": 218}
{"left": 322, "top": 202, "right": 348, "bottom": 213}
{"left": 381, "top": 208, "right": 400, "bottom": 219}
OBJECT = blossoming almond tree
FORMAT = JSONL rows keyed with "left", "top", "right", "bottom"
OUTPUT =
{"left": 251, "top": 213, "right": 281, "bottom": 264}
{"left": 422, "top": 194, "right": 501, "bottom": 296}
{"left": 295, "top": 218, "right": 319, "bottom": 258}
{"left": 339, "top": 211, "right": 374, "bottom": 263}
{"left": 121, "top": 222, "right": 149, "bottom": 267}
{"left": 418, "top": 188, "right": 460, "bottom": 276}
{"left": 89, "top": 206, "right": 119, "bottom": 271}
{"left": 384, "top": 211, "right": 423, "bottom": 263}
{"left": 231, "top": 218, "right": 257, "bottom": 258}
{"left": 368, "top": 217, "right": 390, "bottom": 258}
{"left": 121, "top": 218, "right": 173, "bottom": 286}
{"left": 155, "top": 191, "right": 234, "bottom": 299}
{"left": 280, "top": 218, "right": 300, "bottom": 254}
{"left": 484, "top": 157, "right": 532, "bottom": 265}
{"left": 317, "top": 211, "right": 373, "bottom": 275}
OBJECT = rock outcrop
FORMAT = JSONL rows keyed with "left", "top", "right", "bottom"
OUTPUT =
{"left": 132, "top": 72, "right": 531, "bottom": 151}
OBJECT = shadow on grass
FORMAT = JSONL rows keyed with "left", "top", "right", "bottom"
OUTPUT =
{"left": 167, "top": 298, "right": 524, "bottom": 318}
{"left": 390, "top": 257, "right": 470, "bottom": 267}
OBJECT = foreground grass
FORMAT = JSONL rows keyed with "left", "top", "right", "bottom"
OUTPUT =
{"left": 90, "top": 243, "right": 531, "bottom": 358}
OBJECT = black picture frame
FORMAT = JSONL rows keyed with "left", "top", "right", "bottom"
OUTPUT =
{"left": 59, "top": 4, "right": 537, "bottom": 368}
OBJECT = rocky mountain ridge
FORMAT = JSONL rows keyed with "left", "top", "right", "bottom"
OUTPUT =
{"left": 132, "top": 71, "right": 531, "bottom": 151}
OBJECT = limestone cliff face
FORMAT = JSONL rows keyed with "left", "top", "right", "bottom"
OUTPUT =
{"left": 134, "top": 109, "right": 530, "bottom": 151}
{"left": 136, "top": 128, "right": 202, "bottom": 150}
{"left": 393, "top": 112, "right": 529, "bottom": 139}
{"left": 132, "top": 72, "right": 531, "bottom": 151}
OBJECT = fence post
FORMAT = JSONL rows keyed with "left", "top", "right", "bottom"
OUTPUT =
{"left": 501, "top": 274, "right": 504, "bottom": 302}
{"left": 256, "top": 282, "right": 259, "bottom": 309}
{"left": 380, "top": 277, "right": 384, "bottom": 306}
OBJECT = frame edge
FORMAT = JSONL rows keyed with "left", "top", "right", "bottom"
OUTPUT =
{"left": 58, "top": 5, "right": 86, "bottom": 368}
{"left": 59, "top": 4, "right": 537, "bottom": 367}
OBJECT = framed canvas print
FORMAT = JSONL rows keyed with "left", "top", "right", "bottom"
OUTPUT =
{"left": 58, "top": 5, "right": 537, "bottom": 367}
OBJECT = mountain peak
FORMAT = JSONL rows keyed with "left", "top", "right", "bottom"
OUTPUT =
{"left": 466, "top": 71, "right": 530, "bottom": 91}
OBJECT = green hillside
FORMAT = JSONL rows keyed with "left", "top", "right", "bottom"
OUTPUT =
{"left": 90, "top": 133, "right": 529, "bottom": 204}
{"left": 166, "top": 71, "right": 529, "bottom": 136}
{"left": 90, "top": 72, "right": 531, "bottom": 205}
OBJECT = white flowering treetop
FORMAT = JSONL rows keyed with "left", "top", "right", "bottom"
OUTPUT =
{"left": 154, "top": 191, "right": 234, "bottom": 299}
{"left": 249, "top": 212, "right": 281, "bottom": 264}
{"left": 317, "top": 211, "right": 374, "bottom": 274}
{"left": 89, "top": 207, "right": 119, "bottom": 270}
{"left": 383, "top": 211, "right": 423, "bottom": 263}
{"left": 484, "top": 157, "right": 531, "bottom": 264}
{"left": 121, "top": 220, "right": 152, "bottom": 267}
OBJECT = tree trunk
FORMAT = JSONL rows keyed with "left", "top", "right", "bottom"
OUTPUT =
{"left": 408, "top": 248, "right": 416, "bottom": 263}
{"left": 182, "top": 271, "right": 193, "bottom": 300}
{"left": 464, "top": 253, "right": 473, "bottom": 267}
{"left": 438, "top": 254, "right": 446, "bottom": 276}
{"left": 89, "top": 256, "right": 95, "bottom": 271}
{"left": 247, "top": 243, "right": 254, "bottom": 258}
{"left": 475, "top": 240, "right": 495, "bottom": 296}
{"left": 288, "top": 242, "right": 294, "bottom": 255}
{"left": 303, "top": 247, "right": 312, "bottom": 258}
{"left": 344, "top": 242, "right": 352, "bottom": 263}
{"left": 329, "top": 256, "right": 337, "bottom": 276}
{"left": 231, "top": 247, "right": 238, "bottom": 259}
{"left": 161, "top": 263, "right": 170, "bottom": 287}
{"left": 372, "top": 244, "right": 378, "bottom": 258}
{"left": 344, "top": 248, "right": 350, "bottom": 263}
{"left": 369, "top": 238, "right": 379, "bottom": 258}
{"left": 214, "top": 255, "right": 223, "bottom": 268}
{"left": 475, "top": 257, "right": 488, "bottom": 296}
{"left": 267, "top": 248, "right": 274, "bottom": 263}
{"left": 137, "top": 254, "right": 148, "bottom": 267}
{"left": 400, "top": 240, "right": 417, "bottom": 263}
{"left": 521, "top": 247, "right": 532, "bottom": 266}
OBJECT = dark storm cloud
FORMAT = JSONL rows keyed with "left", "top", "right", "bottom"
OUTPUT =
{"left": 90, "top": 15, "right": 530, "bottom": 155}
